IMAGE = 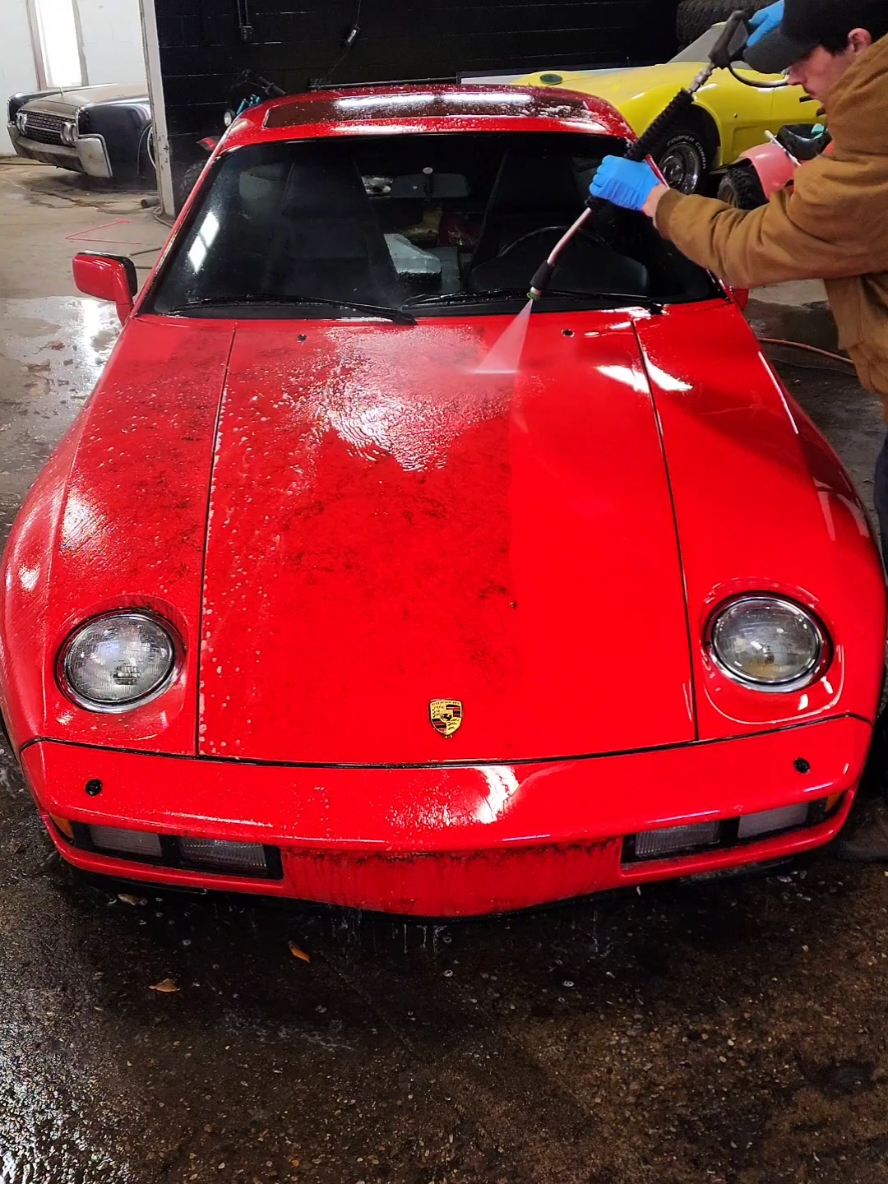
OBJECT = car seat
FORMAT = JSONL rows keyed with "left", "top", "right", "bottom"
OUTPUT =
{"left": 262, "top": 147, "right": 400, "bottom": 305}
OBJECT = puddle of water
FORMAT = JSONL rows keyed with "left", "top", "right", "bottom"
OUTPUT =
{"left": 0, "top": 297, "right": 119, "bottom": 521}
{"left": 0, "top": 297, "right": 118, "bottom": 392}
{"left": 1, "top": 318, "right": 61, "bottom": 338}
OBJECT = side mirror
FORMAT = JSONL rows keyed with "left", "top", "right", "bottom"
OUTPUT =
{"left": 733, "top": 287, "right": 750, "bottom": 311}
{"left": 72, "top": 252, "right": 138, "bottom": 323}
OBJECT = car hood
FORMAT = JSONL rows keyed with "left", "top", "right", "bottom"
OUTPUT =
{"left": 6, "top": 309, "right": 877, "bottom": 764}
{"left": 515, "top": 63, "right": 697, "bottom": 106}
{"left": 198, "top": 313, "right": 695, "bottom": 764}
{"left": 24, "top": 83, "right": 147, "bottom": 111}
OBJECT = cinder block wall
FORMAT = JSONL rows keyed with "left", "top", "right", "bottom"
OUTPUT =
{"left": 152, "top": 0, "right": 679, "bottom": 172}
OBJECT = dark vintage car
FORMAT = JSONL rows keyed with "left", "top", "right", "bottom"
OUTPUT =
{"left": 7, "top": 84, "right": 153, "bottom": 183}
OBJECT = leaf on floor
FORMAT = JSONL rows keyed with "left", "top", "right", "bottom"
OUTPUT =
{"left": 149, "top": 978, "right": 180, "bottom": 993}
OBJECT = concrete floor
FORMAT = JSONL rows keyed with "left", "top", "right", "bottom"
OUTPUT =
{"left": 2, "top": 161, "right": 888, "bottom": 1184}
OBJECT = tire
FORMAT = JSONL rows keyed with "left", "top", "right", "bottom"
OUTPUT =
{"left": 653, "top": 120, "right": 713, "bottom": 194}
{"left": 174, "top": 161, "right": 206, "bottom": 209}
{"left": 717, "top": 162, "right": 768, "bottom": 209}
{"left": 676, "top": 0, "right": 773, "bottom": 47}
{"left": 138, "top": 125, "right": 157, "bottom": 188}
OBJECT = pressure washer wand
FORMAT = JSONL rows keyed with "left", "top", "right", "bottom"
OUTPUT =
{"left": 528, "top": 11, "right": 750, "bottom": 301}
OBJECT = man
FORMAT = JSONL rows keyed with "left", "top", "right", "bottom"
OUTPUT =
{"left": 590, "top": 0, "right": 888, "bottom": 859}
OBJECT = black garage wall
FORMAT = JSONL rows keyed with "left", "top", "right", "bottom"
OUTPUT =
{"left": 155, "top": 0, "right": 680, "bottom": 170}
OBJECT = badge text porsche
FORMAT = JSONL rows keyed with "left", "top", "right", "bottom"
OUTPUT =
{"left": 429, "top": 699, "right": 463, "bottom": 738}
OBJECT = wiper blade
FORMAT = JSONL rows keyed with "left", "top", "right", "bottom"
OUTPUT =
{"left": 169, "top": 292, "right": 416, "bottom": 325}
{"left": 405, "top": 288, "right": 663, "bottom": 313}
{"left": 545, "top": 288, "right": 664, "bottom": 313}
{"left": 404, "top": 289, "right": 527, "bottom": 306}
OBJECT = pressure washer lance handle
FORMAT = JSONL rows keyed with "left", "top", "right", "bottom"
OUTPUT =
{"left": 580, "top": 87, "right": 700, "bottom": 223}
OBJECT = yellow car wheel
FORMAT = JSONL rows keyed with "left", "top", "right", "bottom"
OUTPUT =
{"left": 652, "top": 117, "right": 718, "bottom": 194}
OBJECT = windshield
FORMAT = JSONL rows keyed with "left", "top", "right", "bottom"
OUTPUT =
{"left": 148, "top": 131, "right": 717, "bottom": 319}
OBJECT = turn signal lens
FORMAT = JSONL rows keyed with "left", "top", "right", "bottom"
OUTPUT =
{"left": 178, "top": 837, "right": 269, "bottom": 874}
{"left": 89, "top": 825, "right": 163, "bottom": 858}
{"left": 49, "top": 815, "right": 74, "bottom": 840}
{"left": 634, "top": 820, "right": 720, "bottom": 859}
{"left": 737, "top": 803, "right": 809, "bottom": 839}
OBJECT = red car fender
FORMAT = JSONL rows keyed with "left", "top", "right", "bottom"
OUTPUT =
{"left": 736, "top": 135, "right": 835, "bottom": 202}
{"left": 737, "top": 139, "right": 800, "bottom": 199}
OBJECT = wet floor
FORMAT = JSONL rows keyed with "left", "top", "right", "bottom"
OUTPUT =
{"left": 2, "top": 162, "right": 888, "bottom": 1184}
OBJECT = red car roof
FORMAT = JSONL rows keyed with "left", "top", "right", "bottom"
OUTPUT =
{"left": 222, "top": 83, "right": 634, "bottom": 150}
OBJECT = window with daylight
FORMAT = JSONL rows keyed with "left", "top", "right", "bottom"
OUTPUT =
{"left": 33, "top": 0, "right": 83, "bottom": 88}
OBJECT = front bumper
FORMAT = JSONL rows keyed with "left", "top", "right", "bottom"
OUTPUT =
{"left": 21, "top": 715, "right": 868, "bottom": 916}
{"left": 7, "top": 125, "right": 111, "bottom": 178}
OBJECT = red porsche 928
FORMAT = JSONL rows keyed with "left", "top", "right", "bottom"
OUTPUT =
{"left": 1, "top": 85, "right": 884, "bottom": 916}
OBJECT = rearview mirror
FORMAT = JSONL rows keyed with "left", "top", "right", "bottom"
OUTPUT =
{"left": 389, "top": 172, "right": 469, "bottom": 199}
{"left": 72, "top": 252, "right": 138, "bottom": 323}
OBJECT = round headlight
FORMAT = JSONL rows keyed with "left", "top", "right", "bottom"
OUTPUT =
{"left": 710, "top": 596, "right": 826, "bottom": 691}
{"left": 60, "top": 613, "right": 178, "bottom": 712}
{"left": 16, "top": 111, "right": 27, "bottom": 134}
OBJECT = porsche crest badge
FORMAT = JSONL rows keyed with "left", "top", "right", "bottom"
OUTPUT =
{"left": 429, "top": 699, "right": 463, "bottom": 738}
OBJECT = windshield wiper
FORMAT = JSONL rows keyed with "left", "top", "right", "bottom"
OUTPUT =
{"left": 404, "top": 289, "right": 525, "bottom": 306}
{"left": 405, "top": 288, "right": 663, "bottom": 313}
{"left": 168, "top": 293, "right": 416, "bottom": 325}
{"left": 547, "top": 289, "right": 665, "bottom": 314}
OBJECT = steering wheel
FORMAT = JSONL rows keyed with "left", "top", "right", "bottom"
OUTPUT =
{"left": 499, "top": 223, "right": 613, "bottom": 257}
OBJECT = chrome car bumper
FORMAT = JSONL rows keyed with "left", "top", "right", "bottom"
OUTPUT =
{"left": 7, "top": 124, "right": 112, "bottom": 179}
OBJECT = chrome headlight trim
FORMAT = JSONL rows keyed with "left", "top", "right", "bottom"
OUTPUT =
{"left": 707, "top": 595, "right": 829, "bottom": 694}
{"left": 57, "top": 611, "right": 182, "bottom": 714}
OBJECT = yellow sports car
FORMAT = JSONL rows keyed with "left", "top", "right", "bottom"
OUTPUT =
{"left": 513, "top": 24, "right": 822, "bottom": 194}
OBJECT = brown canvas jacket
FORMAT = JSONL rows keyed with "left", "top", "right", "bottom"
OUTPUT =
{"left": 655, "top": 33, "right": 888, "bottom": 413}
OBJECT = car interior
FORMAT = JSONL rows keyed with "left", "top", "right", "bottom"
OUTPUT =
{"left": 150, "top": 131, "right": 716, "bottom": 316}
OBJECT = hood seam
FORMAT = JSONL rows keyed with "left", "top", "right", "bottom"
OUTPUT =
{"left": 194, "top": 327, "right": 237, "bottom": 756}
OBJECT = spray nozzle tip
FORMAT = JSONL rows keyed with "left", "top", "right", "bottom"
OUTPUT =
{"left": 528, "top": 260, "right": 555, "bottom": 301}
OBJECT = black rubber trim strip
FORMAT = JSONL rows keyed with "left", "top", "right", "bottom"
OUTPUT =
{"left": 18, "top": 712, "right": 871, "bottom": 772}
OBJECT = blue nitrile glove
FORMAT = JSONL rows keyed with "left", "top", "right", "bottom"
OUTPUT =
{"left": 748, "top": 1, "right": 784, "bottom": 47}
{"left": 589, "top": 157, "right": 661, "bottom": 212}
